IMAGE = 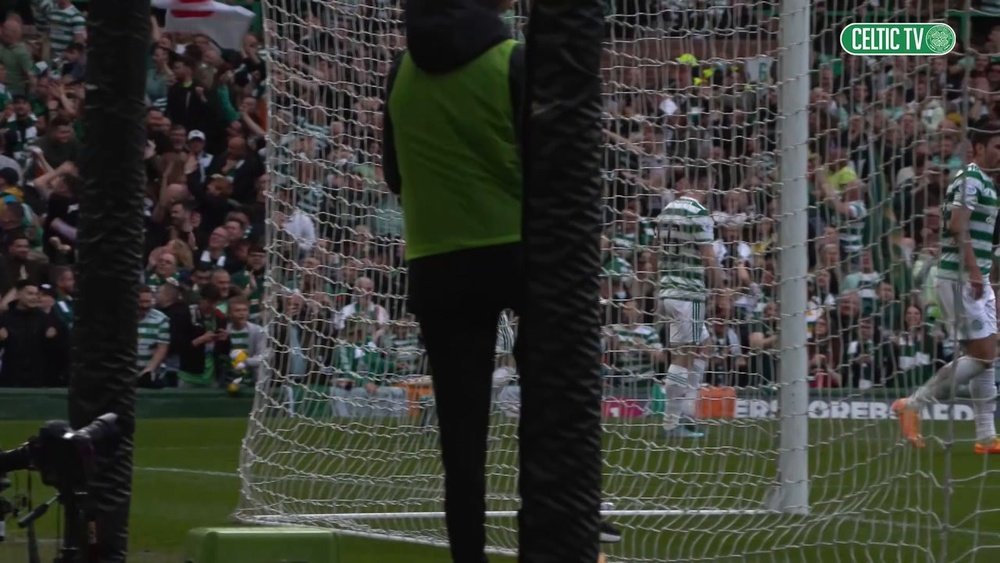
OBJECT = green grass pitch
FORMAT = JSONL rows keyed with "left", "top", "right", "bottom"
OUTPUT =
{"left": 0, "top": 416, "right": 999, "bottom": 562}
{"left": 0, "top": 418, "right": 489, "bottom": 563}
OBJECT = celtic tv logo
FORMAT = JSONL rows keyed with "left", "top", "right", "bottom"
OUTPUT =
{"left": 841, "top": 23, "right": 957, "bottom": 56}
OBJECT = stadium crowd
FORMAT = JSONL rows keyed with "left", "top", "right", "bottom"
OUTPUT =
{"left": 0, "top": 1, "right": 996, "bottom": 408}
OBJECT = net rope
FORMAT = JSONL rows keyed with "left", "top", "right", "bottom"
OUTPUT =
{"left": 236, "top": 1, "right": 1000, "bottom": 560}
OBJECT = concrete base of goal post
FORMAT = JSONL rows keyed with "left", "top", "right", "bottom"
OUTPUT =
{"left": 184, "top": 527, "right": 603, "bottom": 562}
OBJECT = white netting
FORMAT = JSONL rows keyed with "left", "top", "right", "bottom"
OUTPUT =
{"left": 236, "top": 0, "right": 1000, "bottom": 561}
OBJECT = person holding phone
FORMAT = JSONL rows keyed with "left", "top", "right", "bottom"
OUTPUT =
{"left": 175, "top": 283, "right": 230, "bottom": 388}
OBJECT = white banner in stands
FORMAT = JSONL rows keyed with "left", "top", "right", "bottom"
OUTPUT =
{"left": 736, "top": 399, "right": 975, "bottom": 421}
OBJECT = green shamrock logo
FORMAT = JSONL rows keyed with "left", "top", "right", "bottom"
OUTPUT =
{"left": 926, "top": 25, "right": 954, "bottom": 54}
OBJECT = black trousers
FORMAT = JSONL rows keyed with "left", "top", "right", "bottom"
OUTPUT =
{"left": 409, "top": 243, "right": 524, "bottom": 563}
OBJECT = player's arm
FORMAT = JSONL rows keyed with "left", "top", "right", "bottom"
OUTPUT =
{"left": 653, "top": 220, "right": 667, "bottom": 268}
{"left": 700, "top": 242, "right": 722, "bottom": 289}
{"left": 992, "top": 218, "right": 1000, "bottom": 289}
{"left": 992, "top": 219, "right": 1000, "bottom": 317}
{"left": 947, "top": 178, "right": 984, "bottom": 291}
{"left": 697, "top": 215, "right": 722, "bottom": 289}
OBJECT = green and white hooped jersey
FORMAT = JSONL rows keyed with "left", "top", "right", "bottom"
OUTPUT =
{"left": 657, "top": 196, "right": 714, "bottom": 302}
{"left": 137, "top": 309, "right": 170, "bottom": 369}
{"left": 496, "top": 310, "right": 515, "bottom": 355}
{"left": 229, "top": 327, "right": 250, "bottom": 352}
{"left": 938, "top": 163, "right": 999, "bottom": 281}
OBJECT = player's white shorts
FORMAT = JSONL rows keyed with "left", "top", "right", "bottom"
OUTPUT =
{"left": 661, "top": 297, "right": 710, "bottom": 346}
{"left": 936, "top": 278, "right": 997, "bottom": 342}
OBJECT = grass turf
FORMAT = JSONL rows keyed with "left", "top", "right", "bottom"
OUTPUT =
{"left": 0, "top": 418, "right": 493, "bottom": 563}
{"left": 0, "top": 415, "right": 999, "bottom": 562}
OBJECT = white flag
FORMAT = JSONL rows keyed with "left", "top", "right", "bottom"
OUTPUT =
{"left": 153, "top": 0, "right": 254, "bottom": 51}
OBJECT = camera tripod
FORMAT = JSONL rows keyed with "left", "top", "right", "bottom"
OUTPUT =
{"left": 16, "top": 488, "right": 96, "bottom": 563}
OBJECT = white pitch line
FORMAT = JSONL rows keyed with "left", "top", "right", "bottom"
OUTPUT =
{"left": 143, "top": 446, "right": 234, "bottom": 451}
{"left": 138, "top": 466, "right": 237, "bottom": 478}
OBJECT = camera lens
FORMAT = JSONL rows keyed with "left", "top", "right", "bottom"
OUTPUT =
{"left": 73, "top": 413, "right": 120, "bottom": 455}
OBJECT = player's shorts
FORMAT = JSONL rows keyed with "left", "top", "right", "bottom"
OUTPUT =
{"left": 660, "top": 297, "right": 710, "bottom": 346}
{"left": 935, "top": 278, "right": 997, "bottom": 342}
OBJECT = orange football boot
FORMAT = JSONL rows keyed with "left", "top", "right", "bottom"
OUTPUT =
{"left": 974, "top": 438, "right": 1000, "bottom": 455}
{"left": 891, "top": 398, "right": 925, "bottom": 449}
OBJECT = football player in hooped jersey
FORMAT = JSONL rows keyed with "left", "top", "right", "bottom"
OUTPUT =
{"left": 656, "top": 167, "right": 721, "bottom": 439}
{"left": 894, "top": 123, "right": 1000, "bottom": 454}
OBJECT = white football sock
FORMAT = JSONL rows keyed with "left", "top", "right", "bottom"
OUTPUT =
{"left": 686, "top": 361, "right": 704, "bottom": 421}
{"left": 663, "top": 364, "right": 689, "bottom": 431}
{"left": 691, "top": 358, "right": 706, "bottom": 382}
{"left": 910, "top": 356, "right": 990, "bottom": 408}
{"left": 285, "top": 386, "right": 297, "bottom": 415}
{"left": 970, "top": 369, "right": 998, "bottom": 443}
{"left": 681, "top": 385, "right": 698, "bottom": 421}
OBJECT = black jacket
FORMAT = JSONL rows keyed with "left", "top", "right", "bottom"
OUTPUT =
{"left": 0, "top": 255, "right": 49, "bottom": 293}
{"left": 382, "top": 0, "right": 525, "bottom": 197}
{"left": 174, "top": 304, "right": 230, "bottom": 379}
{"left": 201, "top": 153, "right": 265, "bottom": 204}
{"left": 165, "top": 83, "right": 213, "bottom": 136}
{"left": 160, "top": 301, "right": 190, "bottom": 358}
{"left": 0, "top": 302, "right": 65, "bottom": 387}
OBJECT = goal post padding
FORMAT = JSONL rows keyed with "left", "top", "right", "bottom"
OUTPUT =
{"left": 69, "top": 0, "right": 151, "bottom": 559}
{"left": 517, "top": 0, "right": 606, "bottom": 561}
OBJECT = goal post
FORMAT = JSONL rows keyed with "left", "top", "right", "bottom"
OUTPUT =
{"left": 517, "top": 0, "right": 607, "bottom": 559}
{"left": 236, "top": 0, "right": 1000, "bottom": 561}
{"left": 774, "top": 0, "right": 811, "bottom": 516}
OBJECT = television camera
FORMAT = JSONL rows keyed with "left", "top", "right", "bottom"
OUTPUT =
{"left": 0, "top": 413, "right": 121, "bottom": 563}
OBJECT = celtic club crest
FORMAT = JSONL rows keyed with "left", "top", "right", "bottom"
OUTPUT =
{"left": 926, "top": 25, "right": 954, "bottom": 54}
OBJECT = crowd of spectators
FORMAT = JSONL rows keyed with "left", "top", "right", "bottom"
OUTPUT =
{"left": 0, "top": 1, "right": 996, "bottom": 406}
{"left": 0, "top": 1, "right": 273, "bottom": 388}
{"left": 598, "top": 5, "right": 1000, "bottom": 394}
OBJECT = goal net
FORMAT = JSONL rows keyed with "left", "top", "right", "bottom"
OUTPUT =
{"left": 235, "top": 0, "right": 1000, "bottom": 561}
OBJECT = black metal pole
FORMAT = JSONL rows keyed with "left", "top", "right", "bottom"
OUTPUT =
{"left": 518, "top": 0, "right": 606, "bottom": 562}
{"left": 68, "top": 0, "right": 150, "bottom": 561}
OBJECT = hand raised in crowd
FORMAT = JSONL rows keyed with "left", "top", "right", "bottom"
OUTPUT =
{"left": 58, "top": 160, "right": 78, "bottom": 175}
{"left": 185, "top": 153, "right": 199, "bottom": 175}
{"left": 49, "top": 236, "right": 71, "bottom": 255}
